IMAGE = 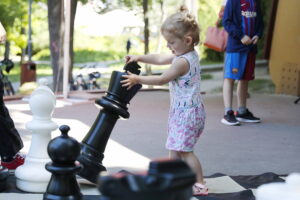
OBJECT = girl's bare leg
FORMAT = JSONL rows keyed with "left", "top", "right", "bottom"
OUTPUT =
{"left": 169, "top": 150, "right": 181, "bottom": 159}
{"left": 179, "top": 151, "right": 204, "bottom": 184}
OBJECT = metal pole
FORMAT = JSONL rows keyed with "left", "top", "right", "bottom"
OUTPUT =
{"left": 63, "top": 0, "right": 71, "bottom": 99}
{"left": 28, "top": 0, "right": 32, "bottom": 61}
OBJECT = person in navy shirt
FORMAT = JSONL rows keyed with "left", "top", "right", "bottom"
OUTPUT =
{"left": 220, "top": 0, "right": 263, "bottom": 126}
{"left": 0, "top": 21, "right": 25, "bottom": 171}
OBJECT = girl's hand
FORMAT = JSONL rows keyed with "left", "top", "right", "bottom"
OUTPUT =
{"left": 121, "top": 71, "right": 139, "bottom": 90}
{"left": 125, "top": 55, "right": 139, "bottom": 64}
{"left": 241, "top": 35, "right": 252, "bottom": 45}
{"left": 251, "top": 35, "right": 259, "bottom": 45}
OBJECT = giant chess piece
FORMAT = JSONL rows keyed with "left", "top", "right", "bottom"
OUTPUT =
{"left": 15, "top": 78, "right": 58, "bottom": 192}
{"left": 256, "top": 173, "right": 300, "bottom": 200}
{"left": 77, "top": 62, "right": 142, "bottom": 183}
{"left": 98, "top": 159, "right": 196, "bottom": 200}
{"left": 0, "top": 166, "right": 9, "bottom": 192}
{"left": 44, "top": 125, "right": 82, "bottom": 200}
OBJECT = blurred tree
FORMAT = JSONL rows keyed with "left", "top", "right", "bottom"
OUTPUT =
{"left": 0, "top": 0, "right": 28, "bottom": 63}
{"left": 47, "top": 0, "right": 79, "bottom": 92}
{"left": 47, "top": 0, "right": 87, "bottom": 92}
{"left": 92, "top": 0, "right": 154, "bottom": 75}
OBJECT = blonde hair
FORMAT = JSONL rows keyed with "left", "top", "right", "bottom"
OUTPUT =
{"left": 161, "top": 5, "right": 200, "bottom": 45}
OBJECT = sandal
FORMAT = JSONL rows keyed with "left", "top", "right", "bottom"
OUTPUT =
{"left": 193, "top": 182, "right": 208, "bottom": 196}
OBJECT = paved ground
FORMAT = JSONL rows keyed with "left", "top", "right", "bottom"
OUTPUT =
{"left": 6, "top": 89, "right": 300, "bottom": 176}
{"left": 5, "top": 63, "right": 300, "bottom": 177}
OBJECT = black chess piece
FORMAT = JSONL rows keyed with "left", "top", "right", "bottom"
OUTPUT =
{"left": 77, "top": 62, "right": 142, "bottom": 184}
{"left": 123, "top": 61, "right": 141, "bottom": 75}
{"left": 0, "top": 166, "right": 9, "bottom": 192}
{"left": 98, "top": 159, "right": 196, "bottom": 200}
{"left": 44, "top": 125, "right": 82, "bottom": 200}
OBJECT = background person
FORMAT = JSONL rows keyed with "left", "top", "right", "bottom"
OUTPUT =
{"left": 0, "top": 21, "right": 25, "bottom": 171}
{"left": 221, "top": 0, "right": 264, "bottom": 126}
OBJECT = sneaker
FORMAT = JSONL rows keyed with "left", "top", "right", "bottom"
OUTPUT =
{"left": 0, "top": 165, "right": 9, "bottom": 175}
{"left": 1, "top": 153, "right": 25, "bottom": 170}
{"left": 235, "top": 109, "right": 261, "bottom": 123}
{"left": 221, "top": 110, "right": 240, "bottom": 126}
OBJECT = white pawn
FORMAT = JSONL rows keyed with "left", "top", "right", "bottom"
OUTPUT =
{"left": 256, "top": 173, "right": 300, "bottom": 200}
{"left": 15, "top": 78, "right": 58, "bottom": 192}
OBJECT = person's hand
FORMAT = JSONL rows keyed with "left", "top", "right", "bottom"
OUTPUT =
{"left": 241, "top": 35, "right": 252, "bottom": 45}
{"left": 251, "top": 35, "right": 259, "bottom": 45}
{"left": 121, "top": 71, "right": 139, "bottom": 90}
{"left": 125, "top": 55, "right": 139, "bottom": 64}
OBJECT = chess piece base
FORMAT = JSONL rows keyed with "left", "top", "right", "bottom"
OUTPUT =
{"left": 0, "top": 167, "right": 9, "bottom": 192}
{"left": 77, "top": 145, "right": 106, "bottom": 183}
{"left": 43, "top": 193, "right": 82, "bottom": 200}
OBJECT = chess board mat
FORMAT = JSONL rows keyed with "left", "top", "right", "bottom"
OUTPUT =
{"left": 1, "top": 172, "right": 286, "bottom": 200}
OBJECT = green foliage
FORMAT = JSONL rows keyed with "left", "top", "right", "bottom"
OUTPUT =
{"left": 0, "top": 0, "right": 28, "bottom": 54}
{"left": 31, "top": 2, "right": 49, "bottom": 53}
{"left": 201, "top": 73, "right": 213, "bottom": 80}
{"left": 74, "top": 50, "right": 124, "bottom": 63}
{"left": 256, "top": 0, "right": 273, "bottom": 59}
{"left": 248, "top": 79, "right": 275, "bottom": 93}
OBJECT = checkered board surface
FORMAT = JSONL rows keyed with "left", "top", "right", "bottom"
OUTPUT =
{"left": 0, "top": 172, "right": 286, "bottom": 200}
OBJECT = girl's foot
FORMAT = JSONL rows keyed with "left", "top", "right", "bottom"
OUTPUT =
{"left": 193, "top": 182, "right": 208, "bottom": 196}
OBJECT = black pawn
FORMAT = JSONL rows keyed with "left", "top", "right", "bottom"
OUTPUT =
{"left": 44, "top": 125, "right": 82, "bottom": 200}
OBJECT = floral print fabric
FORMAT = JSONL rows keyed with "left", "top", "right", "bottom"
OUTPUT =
{"left": 166, "top": 50, "right": 206, "bottom": 152}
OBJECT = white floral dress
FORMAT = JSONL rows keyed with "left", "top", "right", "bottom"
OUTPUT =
{"left": 166, "top": 50, "right": 206, "bottom": 152}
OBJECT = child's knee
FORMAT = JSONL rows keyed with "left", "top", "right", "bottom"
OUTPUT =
{"left": 178, "top": 151, "right": 193, "bottom": 158}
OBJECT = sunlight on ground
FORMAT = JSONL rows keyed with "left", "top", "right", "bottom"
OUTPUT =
{"left": 7, "top": 101, "right": 150, "bottom": 173}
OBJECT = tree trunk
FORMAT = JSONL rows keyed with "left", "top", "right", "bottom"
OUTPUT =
{"left": 68, "top": 0, "right": 78, "bottom": 83}
{"left": 143, "top": 0, "right": 152, "bottom": 76}
{"left": 47, "top": 0, "right": 64, "bottom": 92}
{"left": 155, "top": 0, "right": 164, "bottom": 54}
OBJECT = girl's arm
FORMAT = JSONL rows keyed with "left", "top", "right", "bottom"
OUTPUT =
{"left": 126, "top": 54, "right": 174, "bottom": 65}
{"left": 121, "top": 57, "right": 189, "bottom": 89}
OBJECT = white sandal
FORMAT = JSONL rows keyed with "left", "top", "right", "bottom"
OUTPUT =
{"left": 193, "top": 182, "right": 209, "bottom": 196}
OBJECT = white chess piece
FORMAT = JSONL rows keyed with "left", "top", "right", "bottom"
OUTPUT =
{"left": 256, "top": 173, "right": 300, "bottom": 200}
{"left": 15, "top": 78, "right": 58, "bottom": 192}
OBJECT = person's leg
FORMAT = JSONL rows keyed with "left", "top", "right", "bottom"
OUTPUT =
{"left": 222, "top": 78, "right": 240, "bottom": 125}
{"left": 179, "top": 151, "right": 204, "bottom": 184}
{"left": 223, "top": 78, "right": 234, "bottom": 112}
{"left": 237, "top": 80, "right": 248, "bottom": 109}
{"left": 179, "top": 151, "right": 208, "bottom": 196}
{"left": 222, "top": 52, "right": 248, "bottom": 125}
{"left": 235, "top": 52, "right": 260, "bottom": 123}
{"left": 0, "top": 79, "right": 24, "bottom": 169}
{"left": 169, "top": 150, "right": 181, "bottom": 159}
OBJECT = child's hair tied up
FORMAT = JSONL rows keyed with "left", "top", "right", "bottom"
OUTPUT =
{"left": 179, "top": 5, "right": 189, "bottom": 13}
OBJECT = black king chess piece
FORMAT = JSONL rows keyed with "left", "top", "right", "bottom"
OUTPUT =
{"left": 77, "top": 62, "right": 142, "bottom": 183}
{"left": 44, "top": 125, "right": 82, "bottom": 200}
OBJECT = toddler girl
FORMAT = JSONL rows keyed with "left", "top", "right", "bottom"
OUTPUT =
{"left": 121, "top": 6, "right": 208, "bottom": 196}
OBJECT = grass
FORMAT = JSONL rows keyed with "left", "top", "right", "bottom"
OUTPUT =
{"left": 3, "top": 63, "right": 53, "bottom": 82}
{"left": 248, "top": 79, "right": 275, "bottom": 94}
{"left": 211, "top": 79, "right": 275, "bottom": 94}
